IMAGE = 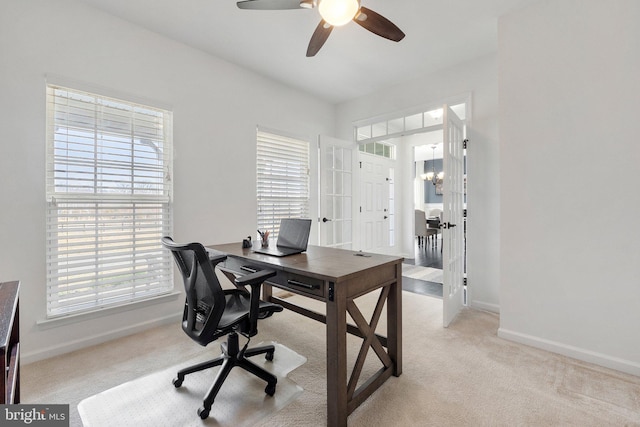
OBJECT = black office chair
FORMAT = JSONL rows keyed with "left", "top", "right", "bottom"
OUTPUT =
{"left": 161, "top": 236, "right": 283, "bottom": 419}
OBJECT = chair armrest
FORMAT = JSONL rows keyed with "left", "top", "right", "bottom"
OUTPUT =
{"left": 208, "top": 254, "right": 227, "bottom": 267}
{"left": 234, "top": 269, "right": 276, "bottom": 287}
{"left": 235, "top": 270, "right": 277, "bottom": 336}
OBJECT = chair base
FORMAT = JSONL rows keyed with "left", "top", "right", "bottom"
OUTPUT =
{"left": 173, "top": 332, "right": 278, "bottom": 420}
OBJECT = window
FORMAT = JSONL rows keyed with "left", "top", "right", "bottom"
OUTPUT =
{"left": 45, "top": 85, "right": 173, "bottom": 318}
{"left": 355, "top": 102, "right": 468, "bottom": 143}
{"left": 256, "top": 130, "right": 310, "bottom": 238}
{"left": 358, "top": 141, "right": 396, "bottom": 159}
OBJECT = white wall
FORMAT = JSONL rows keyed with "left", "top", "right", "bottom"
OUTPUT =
{"left": 0, "top": 0, "right": 334, "bottom": 363}
{"left": 498, "top": 0, "right": 640, "bottom": 375}
{"left": 336, "top": 54, "right": 501, "bottom": 312}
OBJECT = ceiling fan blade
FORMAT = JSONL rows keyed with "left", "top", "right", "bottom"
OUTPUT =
{"left": 307, "top": 20, "right": 333, "bottom": 57}
{"left": 237, "top": 0, "right": 311, "bottom": 10}
{"left": 353, "top": 6, "right": 405, "bottom": 42}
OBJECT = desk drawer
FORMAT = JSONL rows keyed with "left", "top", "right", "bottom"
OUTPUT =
{"left": 222, "top": 257, "right": 325, "bottom": 298}
{"left": 270, "top": 272, "right": 325, "bottom": 298}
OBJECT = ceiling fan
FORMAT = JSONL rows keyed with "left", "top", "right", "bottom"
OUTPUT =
{"left": 237, "top": 0, "right": 405, "bottom": 57}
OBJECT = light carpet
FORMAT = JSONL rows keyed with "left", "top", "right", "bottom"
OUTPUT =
{"left": 22, "top": 291, "right": 640, "bottom": 426}
{"left": 402, "top": 263, "right": 443, "bottom": 283}
{"left": 77, "top": 342, "right": 305, "bottom": 427}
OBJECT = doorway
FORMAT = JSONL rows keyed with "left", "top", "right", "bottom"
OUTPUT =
{"left": 413, "top": 139, "right": 445, "bottom": 268}
{"left": 401, "top": 134, "right": 446, "bottom": 298}
{"left": 353, "top": 99, "right": 469, "bottom": 326}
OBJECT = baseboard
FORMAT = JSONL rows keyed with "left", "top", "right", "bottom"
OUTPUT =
{"left": 468, "top": 299, "right": 499, "bottom": 313}
{"left": 22, "top": 313, "right": 182, "bottom": 365}
{"left": 498, "top": 328, "right": 640, "bottom": 377}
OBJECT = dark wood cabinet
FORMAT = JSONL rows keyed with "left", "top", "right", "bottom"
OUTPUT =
{"left": 0, "top": 281, "right": 20, "bottom": 404}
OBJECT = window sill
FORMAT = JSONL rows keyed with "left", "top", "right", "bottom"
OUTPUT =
{"left": 37, "top": 291, "right": 182, "bottom": 330}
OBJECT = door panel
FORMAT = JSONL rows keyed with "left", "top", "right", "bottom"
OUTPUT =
{"left": 359, "top": 154, "right": 392, "bottom": 253}
{"left": 319, "top": 136, "right": 355, "bottom": 249}
{"left": 442, "top": 106, "right": 465, "bottom": 327}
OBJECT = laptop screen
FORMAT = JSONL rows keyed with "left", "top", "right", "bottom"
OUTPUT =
{"left": 276, "top": 218, "right": 312, "bottom": 250}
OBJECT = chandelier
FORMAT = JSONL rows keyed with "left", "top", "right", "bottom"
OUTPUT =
{"left": 420, "top": 145, "right": 444, "bottom": 185}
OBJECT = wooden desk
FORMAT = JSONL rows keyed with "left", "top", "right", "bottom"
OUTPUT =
{"left": 207, "top": 243, "right": 403, "bottom": 427}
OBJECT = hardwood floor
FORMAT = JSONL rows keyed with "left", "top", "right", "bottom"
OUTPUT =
{"left": 403, "top": 277, "right": 442, "bottom": 298}
{"left": 405, "top": 236, "right": 443, "bottom": 269}
{"left": 403, "top": 236, "right": 443, "bottom": 298}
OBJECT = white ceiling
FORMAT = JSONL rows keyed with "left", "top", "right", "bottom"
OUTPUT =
{"left": 78, "top": 0, "right": 536, "bottom": 104}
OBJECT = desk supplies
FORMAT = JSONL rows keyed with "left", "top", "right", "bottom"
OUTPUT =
{"left": 253, "top": 218, "right": 311, "bottom": 257}
{"left": 257, "top": 229, "right": 270, "bottom": 247}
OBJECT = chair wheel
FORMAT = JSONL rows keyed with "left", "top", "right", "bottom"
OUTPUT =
{"left": 265, "top": 383, "right": 276, "bottom": 396}
{"left": 197, "top": 407, "right": 210, "bottom": 419}
{"left": 265, "top": 351, "right": 274, "bottom": 362}
{"left": 172, "top": 377, "right": 183, "bottom": 388}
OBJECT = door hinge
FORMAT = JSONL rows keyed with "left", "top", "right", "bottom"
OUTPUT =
{"left": 463, "top": 139, "right": 468, "bottom": 149}
{"left": 359, "top": 161, "right": 362, "bottom": 168}
{"left": 463, "top": 277, "right": 467, "bottom": 287}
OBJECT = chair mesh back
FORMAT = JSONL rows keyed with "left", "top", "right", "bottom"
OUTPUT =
{"left": 162, "top": 238, "right": 226, "bottom": 345}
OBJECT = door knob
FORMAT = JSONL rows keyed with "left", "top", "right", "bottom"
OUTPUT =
{"left": 322, "top": 217, "right": 332, "bottom": 223}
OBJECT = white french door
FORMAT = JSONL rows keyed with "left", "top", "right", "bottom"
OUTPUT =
{"left": 319, "top": 135, "right": 355, "bottom": 249}
{"left": 359, "top": 153, "right": 393, "bottom": 254}
{"left": 442, "top": 106, "right": 465, "bottom": 327}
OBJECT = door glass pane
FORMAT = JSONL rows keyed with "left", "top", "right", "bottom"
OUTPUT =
{"left": 326, "top": 196, "right": 334, "bottom": 219}
{"left": 372, "top": 122, "right": 387, "bottom": 138}
{"left": 357, "top": 125, "right": 371, "bottom": 141}
{"left": 335, "top": 171, "right": 343, "bottom": 194}
{"left": 343, "top": 196, "right": 352, "bottom": 217}
{"left": 325, "top": 146, "right": 334, "bottom": 169}
{"left": 335, "top": 147, "right": 344, "bottom": 170}
{"left": 366, "top": 143, "right": 375, "bottom": 154}
{"left": 405, "top": 113, "right": 422, "bottom": 131}
{"left": 343, "top": 173, "right": 352, "bottom": 196}
{"left": 388, "top": 117, "right": 404, "bottom": 134}
{"left": 343, "top": 220, "right": 352, "bottom": 245}
{"left": 335, "top": 196, "right": 343, "bottom": 219}
{"left": 335, "top": 221, "right": 343, "bottom": 245}
{"left": 343, "top": 149, "right": 352, "bottom": 171}
{"left": 451, "top": 103, "right": 466, "bottom": 120}
{"left": 325, "top": 168, "right": 334, "bottom": 194}
{"left": 325, "top": 223, "right": 334, "bottom": 245}
{"left": 424, "top": 109, "right": 443, "bottom": 127}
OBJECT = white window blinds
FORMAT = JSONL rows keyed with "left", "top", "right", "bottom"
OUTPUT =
{"left": 256, "top": 130, "right": 310, "bottom": 238}
{"left": 45, "top": 85, "right": 173, "bottom": 318}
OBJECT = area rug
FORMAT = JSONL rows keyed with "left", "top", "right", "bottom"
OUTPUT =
{"left": 77, "top": 342, "right": 305, "bottom": 427}
{"left": 402, "top": 263, "right": 443, "bottom": 283}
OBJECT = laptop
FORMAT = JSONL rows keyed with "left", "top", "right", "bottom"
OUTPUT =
{"left": 253, "top": 218, "right": 312, "bottom": 257}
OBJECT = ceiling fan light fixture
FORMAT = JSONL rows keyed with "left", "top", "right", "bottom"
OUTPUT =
{"left": 422, "top": 145, "right": 443, "bottom": 185}
{"left": 318, "top": 0, "right": 360, "bottom": 27}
